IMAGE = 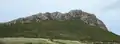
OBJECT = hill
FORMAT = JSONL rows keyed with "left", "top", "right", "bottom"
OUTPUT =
{"left": 0, "top": 10, "right": 120, "bottom": 42}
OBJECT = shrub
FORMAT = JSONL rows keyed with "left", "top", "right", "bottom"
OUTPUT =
{"left": 25, "top": 42, "right": 32, "bottom": 44}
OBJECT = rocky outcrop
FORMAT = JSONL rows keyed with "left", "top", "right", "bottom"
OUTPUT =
{"left": 7, "top": 10, "right": 108, "bottom": 30}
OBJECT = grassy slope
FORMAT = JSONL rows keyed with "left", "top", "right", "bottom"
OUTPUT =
{"left": 0, "top": 20, "right": 120, "bottom": 42}
{"left": 0, "top": 38, "right": 86, "bottom": 44}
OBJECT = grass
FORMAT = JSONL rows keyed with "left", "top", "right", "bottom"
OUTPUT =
{"left": 0, "top": 20, "right": 120, "bottom": 42}
{"left": 1, "top": 38, "right": 120, "bottom": 44}
{"left": 0, "top": 38, "right": 85, "bottom": 44}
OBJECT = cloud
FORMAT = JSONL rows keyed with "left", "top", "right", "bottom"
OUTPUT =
{"left": 102, "top": 0, "right": 120, "bottom": 10}
{"left": 99, "top": 0, "right": 120, "bottom": 35}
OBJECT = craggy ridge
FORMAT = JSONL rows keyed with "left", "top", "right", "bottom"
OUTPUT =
{"left": 8, "top": 10, "right": 107, "bottom": 30}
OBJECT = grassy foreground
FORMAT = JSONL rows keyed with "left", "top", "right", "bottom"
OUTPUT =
{"left": 1, "top": 38, "right": 120, "bottom": 44}
{"left": 0, "top": 38, "right": 86, "bottom": 44}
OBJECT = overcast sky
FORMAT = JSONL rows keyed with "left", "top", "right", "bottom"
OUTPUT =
{"left": 0, "top": 0, "right": 120, "bottom": 35}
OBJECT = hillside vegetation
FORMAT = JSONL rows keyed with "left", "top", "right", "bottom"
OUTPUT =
{"left": 0, "top": 20, "right": 120, "bottom": 42}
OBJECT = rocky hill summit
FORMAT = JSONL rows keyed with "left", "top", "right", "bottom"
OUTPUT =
{"left": 8, "top": 10, "right": 107, "bottom": 30}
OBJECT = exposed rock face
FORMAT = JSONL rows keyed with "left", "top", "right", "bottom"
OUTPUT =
{"left": 7, "top": 10, "right": 108, "bottom": 30}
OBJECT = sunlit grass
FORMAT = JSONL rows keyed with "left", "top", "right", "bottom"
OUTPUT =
{"left": 0, "top": 38, "right": 86, "bottom": 44}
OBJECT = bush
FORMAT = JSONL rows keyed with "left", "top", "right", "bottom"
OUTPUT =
{"left": 25, "top": 42, "right": 32, "bottom": 44}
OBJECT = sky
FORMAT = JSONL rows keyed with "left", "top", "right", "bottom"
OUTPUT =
{"left": 0, "top": 0, "right": 120, "bottom": 35}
